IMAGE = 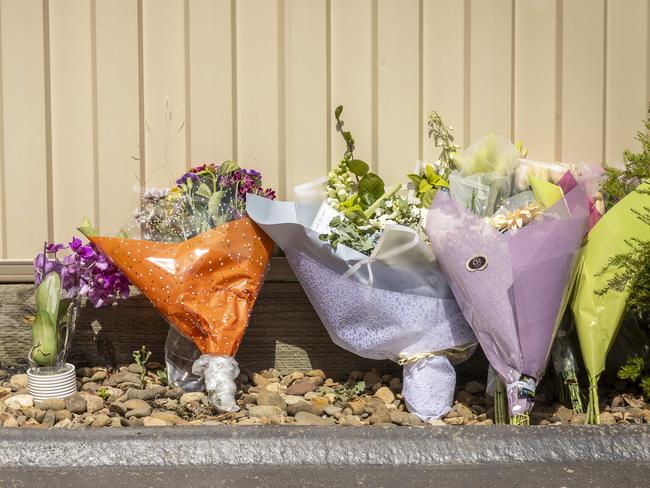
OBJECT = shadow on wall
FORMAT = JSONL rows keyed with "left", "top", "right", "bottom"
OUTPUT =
{"left": 1, "top": 282, "right": 488, "bottom": 381}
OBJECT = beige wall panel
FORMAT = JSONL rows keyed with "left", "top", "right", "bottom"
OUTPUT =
{"left": 0, "top": 0, "right": 48, "bottom": 257}
{"left": 236, "top": 0, "right": 281, "bottom": 195}
{"left": 377, "top": 0, "right": 419, "bottom": 185}
{"left": 284, "top": 0, "right": 328, "bottom": 196}
{"left": 561, "top": 0, "right": 604, "bottom": 164}
{"left": 142, "top": 0, "right": 186, "bottom": 188}
{"left": 469, "top": 0, "right": 513, "bottom": 141}
{"left": 605, "top": 0, "right": 649, "bottom": 163}
{"left": 514, "top": 0, "right": 557, "bottom": 161}
{"left": 95, "top": 0, "right": 140, "bottom": 235}
{"left": 49, "top": 0, "right": 95, "bottom": 244}
{"left": 331, "top": 0, "right": 373, "bottom": 168}
{"left": 188, "top": 0, "right": 233, "bottom": 164}
{"left": 422, "top": 0, "right": 466, "bottom": 151}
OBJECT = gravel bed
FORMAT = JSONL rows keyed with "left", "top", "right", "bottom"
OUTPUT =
{"left": 0, "top": 363, "right": 647, "bottom": 428}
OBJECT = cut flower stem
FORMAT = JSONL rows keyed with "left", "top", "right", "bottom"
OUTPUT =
{"left": 586, "top": 376, "right": 601, "bottom": 424}
{"left": 493, "top": 377, "right": 508, "bottom": 425}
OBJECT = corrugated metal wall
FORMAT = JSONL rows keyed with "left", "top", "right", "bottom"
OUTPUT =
{"left": 0, "top": 0, "right": 648, "bottom": 262}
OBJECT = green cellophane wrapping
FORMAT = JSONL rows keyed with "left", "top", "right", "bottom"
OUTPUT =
{"left": 571, "top": 182, "right": 650, "bottom": 424}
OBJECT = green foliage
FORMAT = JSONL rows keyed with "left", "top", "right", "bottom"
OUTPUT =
{"left": 600, "top": 118, "right": 650, "bottom": 209}
{"left": 321, "top": 106, "right": 422, "bottom": 254}
{"left": 426, "top": 111, "right": 459, "bottom": 177}
{"left": 30, "top": 272, "right": 62, "bottom": 367}
{"left": 332, "top": 381, "right": 366, "bottom": 404}
{"left": 132, "top": 345, "right": 152, "bottom": 383}
{"left": 595, "top": 116, "right": 650, "bottom": 320}
{"left": 97, "top": 386, "right": 111, "bottom": 401}
{"left": 156, "top": 369, "right": 168, "bottom": 387}
{"left": 618, "top": 356, "right": 650, "bottom": 398}
{"left": 618, "top": 355, "right": 645, "bottom": 382}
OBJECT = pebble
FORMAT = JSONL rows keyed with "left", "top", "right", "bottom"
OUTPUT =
{"left": 345, "top": 399, "right": 367, "bottom": 416}
{"left": 294, "top": 411, "right": 335, "bottom": 426}
{"left": 5, "top": 394, "right": 34, "bottom": 410}
{"left": 143, "top": 416, "right": 168, "bottom": 427}
{"left": 179, "top": 392, "right": 205, "bottom": 407}
{"left": 373, "top": 387, "right": 395, "bottom": 405}
{"left": 90, "top": 370, "right": 107, "bottom": 382}
{"left": 125, "top": 408, "right": 152, "bottom": 419}
{"left": 255, "top": 391, "right": 286, "bottom": 410}
{"left": 65, "top": 394, "right": 87, "bottom": 414}
{"left": 105, "top": 371, "right": 142, "bottom": 388}
{"left": 287, "top": 400, "right": 323, "bottom": 417}
{"left": 9, "top": 374, "right": 28, "bottom": 391}
{"left": 284, "top": 381, "right": 316, "bottom": 397}
{"left": 109, "top": 401, "right": 128, "bottom": 416}
{"left": 248, "top": 405, "right": 285, "bottom": 419}
{"left": 151, "top": 411, "right": 184, "bottom": 425}
{"left": 35, "top": 399, "right": 66, "bottom": 411}
{"left": 42, "top": 410, "right": 57, "bottom": 427}
{"left": 91, "top": 414, "right": 112, "bottom": 427}
{"left": 83, "top": 394, "right": 105, "bottom": 414}
{"left": 324, "top": 405, "right": 342, "bottom": 416}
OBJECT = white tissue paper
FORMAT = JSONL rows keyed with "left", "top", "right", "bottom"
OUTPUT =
{"left": 247, "top": 189, "right": 476, "bottom": 420}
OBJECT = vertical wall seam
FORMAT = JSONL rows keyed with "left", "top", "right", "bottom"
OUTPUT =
{"left": 647, "top": 0, "right": 650, "bottom": 124}
{"left": 418, "top": 0, "right": 423, "bottom": 162}
{"left": 230, "top": 0, "right": 238, "bottom": 162}
{"left": 510, "top": 0, "right": 515, "bottom": 142}
{"left": 90, "top": 0, "right": 100, "bottom": 230}
{"left": 602, "top": 0, "right": 608, "bottom": 162}
{"left": 463, "top": 0, "right": 471, "bottom": 146}
{"left": 137, "top": 0, "right": 145, "bottom": 192}
{"left": 0, "top": 2, "right": 6, "bottom": 257}
{"left": 42, "top": 0, "right": 53, "bottom": 242}
{"left": 325, "top": 0, "right": 332, "bottom": 171}
{"left": 555, "top": 0, "right": 563, "bottom": 162}
{"left": 277, "top": 0, "right": 286, "bottom": 200}
{"left": 371, "top": 0, "right": 378, "bottom": 171}
{"left": 183, "top": 0, "right": 191, "bottom": 169}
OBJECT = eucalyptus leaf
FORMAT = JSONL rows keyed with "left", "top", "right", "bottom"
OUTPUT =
{"left": 217, "top": 160, "right": 240, "bottom": 176}
{"left": 196, "top": 182, "right": 213, "bottom": 199}
{"left": 208, "top": 190, "right": 225, "bottom": 218}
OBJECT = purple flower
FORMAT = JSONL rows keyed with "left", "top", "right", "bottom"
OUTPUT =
{"left": 46, "top": 243, "right": 65, "bottom": 254}
{"left": 69, "top": 237, "right": 83, "bottom": 252}
{"left": 33, "top": 237, "right": 131, "bottom": 308}
{"left": 176, "top": 172, "right": 199, "bottom": 186}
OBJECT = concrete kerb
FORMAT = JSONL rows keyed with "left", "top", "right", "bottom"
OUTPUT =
{"left": 0, "top": 425, "right": 649, "bottom": 468}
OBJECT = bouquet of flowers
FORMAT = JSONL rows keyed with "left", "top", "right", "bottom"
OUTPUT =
{"left": 30, "top": 238, "right": 130, "bottom": 371}
{"left": 571, "top": 120, "right": 650, "bottom": 423}
{"left": 247, "top": 106, "right": 476, "bottom": 420}
{"left": 81, "top": 162, "right": 275, "bottom": 412}
{"left": 426, "top": 125, "right": 590, "bottom": 424}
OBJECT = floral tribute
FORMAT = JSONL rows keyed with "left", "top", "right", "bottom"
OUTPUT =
{"left": 81, "top": 161, "right": 275, "bottom": 413}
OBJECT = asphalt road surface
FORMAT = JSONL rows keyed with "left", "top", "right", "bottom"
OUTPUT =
{"left": 1, "top": 462, "right": 649, "bottom": 488}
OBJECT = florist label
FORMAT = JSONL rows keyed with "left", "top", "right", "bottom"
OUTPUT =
{"left": 466, "top": 255, "right": 488, "bottom": 272}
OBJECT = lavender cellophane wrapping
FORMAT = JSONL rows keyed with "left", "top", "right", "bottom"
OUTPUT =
{"left": 247, "top": 194, "right": 476, "bottom": 420}
{"left": 425, "top": 184, "right": 589, "bottom": 417}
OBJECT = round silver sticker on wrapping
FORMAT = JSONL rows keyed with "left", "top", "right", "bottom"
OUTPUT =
{"left": 466, "top": 255, "right": 488, "bottom": 272}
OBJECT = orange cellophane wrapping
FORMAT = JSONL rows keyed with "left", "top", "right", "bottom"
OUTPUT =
{"left": 89, "top": 217, "right": 273, "bottom": 356}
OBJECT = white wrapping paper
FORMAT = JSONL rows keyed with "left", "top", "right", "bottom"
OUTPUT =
{"left": 247, "top": 193, "right": 476, "bottom": 420}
